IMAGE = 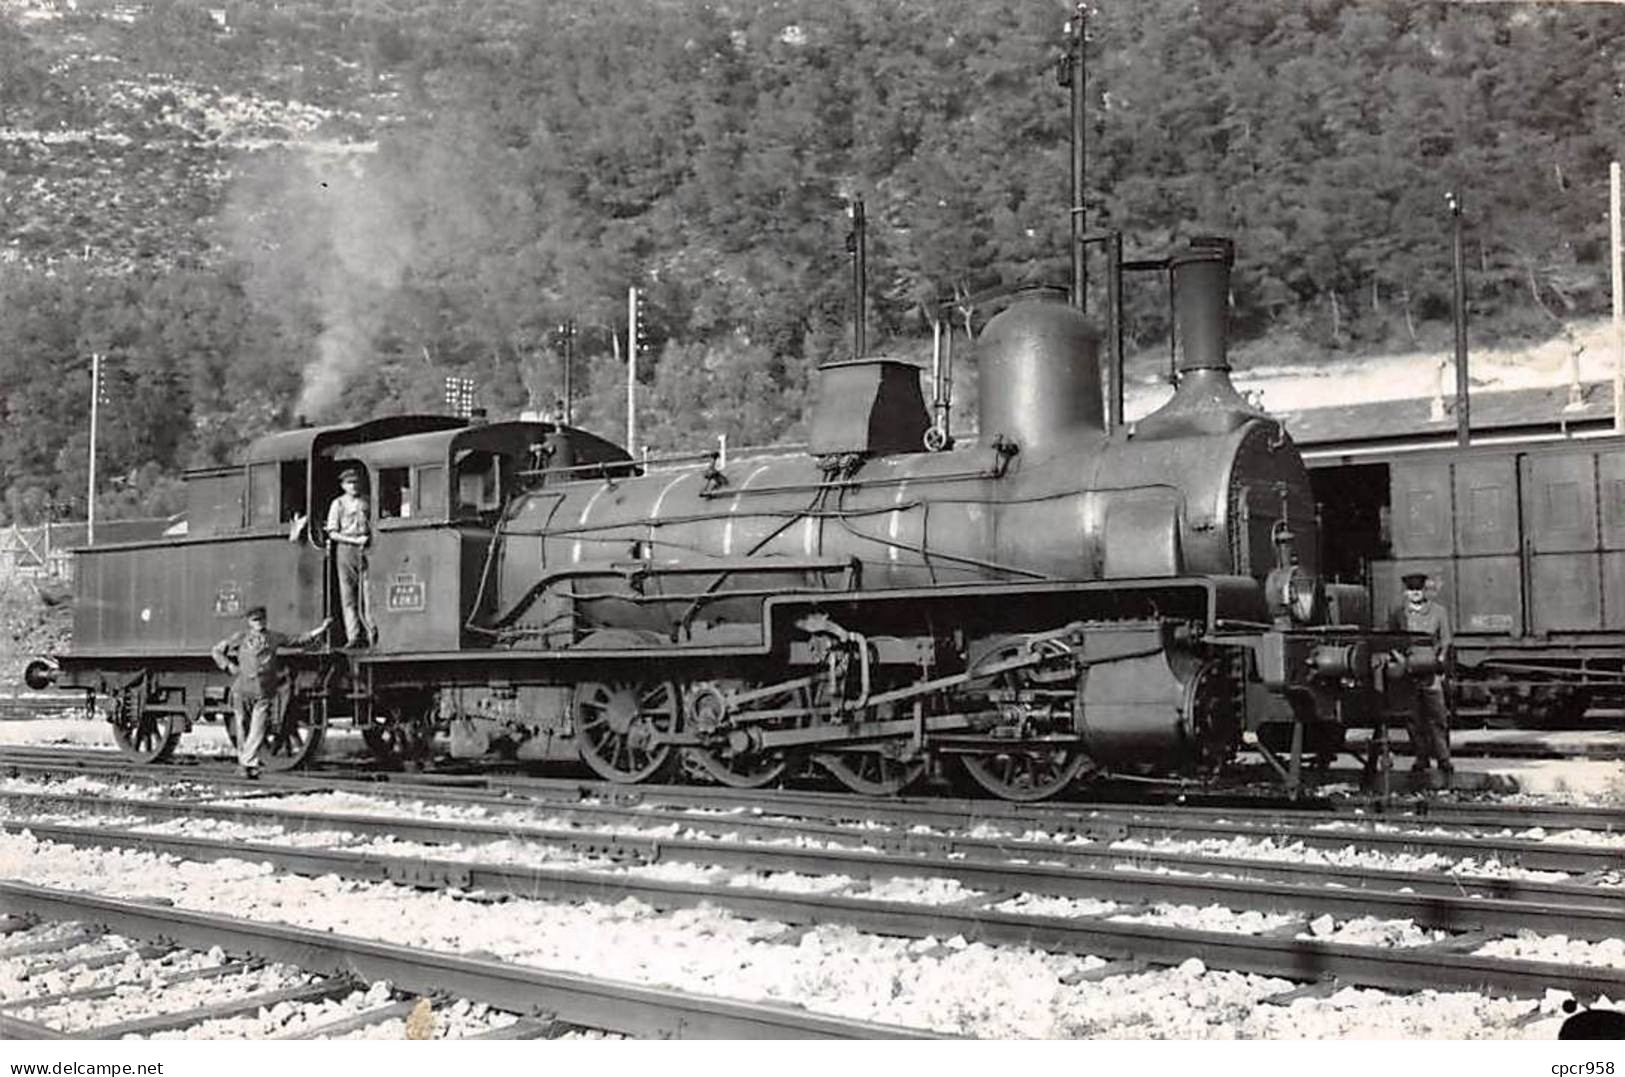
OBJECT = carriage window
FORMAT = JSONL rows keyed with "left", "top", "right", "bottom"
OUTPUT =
{"left": 417, "top": 465, "right": 444, "bottom": 516}
{"left": 248, "top": 463, "right": 278, "bottom": 527}
{"left": 378, "top": 467, "right": 412, "bottom": 519}
{"left": 454, "top": 451, "right": 500, "bottom": 516}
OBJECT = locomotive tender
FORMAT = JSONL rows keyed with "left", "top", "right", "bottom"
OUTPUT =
{"left": 41, "top": 240, "right": 1432, "bottom": 799}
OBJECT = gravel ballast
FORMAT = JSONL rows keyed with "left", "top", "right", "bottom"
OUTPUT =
{"left": 0, "top": 829, "right": 1592, "bottom": 1038}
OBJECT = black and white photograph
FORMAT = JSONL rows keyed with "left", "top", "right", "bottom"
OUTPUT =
{"left": 0, "top": 0, "right": 1622, "bottom": 1056}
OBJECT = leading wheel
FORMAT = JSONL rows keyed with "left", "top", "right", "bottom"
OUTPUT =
{"left": 575, "top": 680, "right": 679, "bottom": 783}
{"left": 958, "top": 746, "right": 1093, "bottom": 801}
{"left": 261, "top": 692, "right": 327, "bottom": 772}
{"left": 109, "top": 688, "right": 181, "bottom": 765}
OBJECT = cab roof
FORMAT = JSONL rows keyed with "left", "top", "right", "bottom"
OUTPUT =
{"left": 244, "top": 415, "right": 466, "bottom": 465}
{"left": 344, "top": 421, "right": 553, "bottom": 470}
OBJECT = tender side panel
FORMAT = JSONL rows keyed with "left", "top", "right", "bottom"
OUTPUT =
{"left": 71, "top": 537, "right": 324, "bottom": 653}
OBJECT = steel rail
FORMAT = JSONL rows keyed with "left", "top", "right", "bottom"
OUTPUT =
{"left": 0, "top": 882, "right": 937, "bottom": 1040}
{"left": 4, "top": 842, "right": 1620, "bottom": 1004}
{"left": 5, "top": 789, "right": 1623, "bottom": 915}
{"left": 5, "top": 743, "right": 1622, "bottom": 834}
{"left": 12, "top": 816, "right": 1625, "bottom": 945}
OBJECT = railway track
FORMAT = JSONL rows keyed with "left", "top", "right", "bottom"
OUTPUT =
{"left": 0, "top": 890, "right": 929, "bottom": 1040}
{"left": 5, "top": 781, "right": 1623, "bottom": 885}
{"left": 5, "top": 743, "right": 1623, "bottom": 835}
{"left": 2, "top": 771, "right": 1622, "bottom": 1014}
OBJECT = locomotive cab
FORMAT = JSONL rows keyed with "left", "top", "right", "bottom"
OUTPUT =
{"left": 337, "top": 420, "right": 630, "bottom": 651}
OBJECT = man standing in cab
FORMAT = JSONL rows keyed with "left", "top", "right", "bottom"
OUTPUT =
{"left": 326, "top": 465, "right": 373, "bottom": 648}
{"left": 1387, "top": 572, "right": 1454, "bottom": 782}
{"left": 211, "top": 605, "right": 328, "bottom": 778}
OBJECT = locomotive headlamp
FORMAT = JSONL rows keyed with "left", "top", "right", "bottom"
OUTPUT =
{"left": 1286, "top": 571, "right": 1320, "bottom": 624}
{"left": 1266, "top": 565, "right": 1321, "bottom": 625}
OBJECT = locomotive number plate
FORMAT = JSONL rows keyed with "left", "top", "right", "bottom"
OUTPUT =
{"left": 214, "top": 581, "right": 243, "bottom": 618}
{"left": 387, "top": 572, "right": 426, "bottom": 612}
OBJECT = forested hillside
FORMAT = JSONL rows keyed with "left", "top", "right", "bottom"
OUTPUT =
{"left": 0, "top": 0, "right": 1620, "bottom": 525}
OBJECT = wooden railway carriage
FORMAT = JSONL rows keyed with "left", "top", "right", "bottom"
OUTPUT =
{"left": 47, "top": 239, "right": 1436, "bottom": 797}
{"left": 1303, "top": 418, "right": 1625, "bottom": 726}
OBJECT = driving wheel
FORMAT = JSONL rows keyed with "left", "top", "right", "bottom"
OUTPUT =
{"left": 958, "top": 746, "right": 1093, "bottom": 801}
{"left": 814, "top": 750, "right": 927, "bottom": 796}
{"left": 681, "top": 680, "right": 790, "bottom": 788}
{"left": 574, "top": 680, "right": 680, "bottom": 783}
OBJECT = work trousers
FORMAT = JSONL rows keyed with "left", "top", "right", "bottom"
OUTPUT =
{"left": 335, "top": 544, "right": 370, "bottom": 646}
{"left": 232, "top": 687, "right": 272, "bottom": 770}
{"left": 1408, "top": 680, "right": 1452, "bottom": 769}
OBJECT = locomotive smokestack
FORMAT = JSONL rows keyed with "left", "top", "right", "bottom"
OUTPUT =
{"left": 1134, "top": 237, "right": 1257, "bottom": 438}
{"left": 1173, "top": 236, "right": 1233, "bottom": 374}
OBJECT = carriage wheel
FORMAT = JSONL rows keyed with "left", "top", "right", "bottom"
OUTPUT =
{"left": 574, "top": 680, "right": 679, "bottom": 783}
{"left": 958, "top": 747, "right": 1094, "bottom": 802}
{"left": 814, "top": 751, "right": 927, "bottom": 796}
{"left": 109, "top": 689, "right": 181, "bottom": 765}
{"left": 261, "top": 692, "right": 327, "bottom": 772}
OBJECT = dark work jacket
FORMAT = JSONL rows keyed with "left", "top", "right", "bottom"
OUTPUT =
{"left": 212, "top": 626, "right": 321, "bottom": 695}
{"left": 1386, "top": 600, "right": 1453, "bottom": 649}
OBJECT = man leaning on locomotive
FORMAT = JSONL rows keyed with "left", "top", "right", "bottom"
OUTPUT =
{"left": 211, "top": 606, "right": 329, "bottom": 779}
{"left": 1387, "top": 572, "right": 1455, "bottom": 781}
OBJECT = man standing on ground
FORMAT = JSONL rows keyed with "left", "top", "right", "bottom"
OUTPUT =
{"left": 211, "top": 606, "right": 328, "bottom": 778}
{"left": 326, "top": 465, "right": 373, "bottom": 647}
{"left": 1387, "top": 572, "right": 1454, "bottom": 782}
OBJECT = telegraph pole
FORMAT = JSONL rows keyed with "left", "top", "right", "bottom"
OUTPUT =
{"left": 627, "top": 286, "right": 639, "bottom": 453}
{"left": 1612, "top": 161, "right": 1622, "bottom": 434}
{"left": 557, "top": 319, "right": 576, "bottom": 425}
{"left": 1448, "top": 191, "right": 1469, "bottom": 446}
{"left": 1063, "top": 3, "right": 1088, "bottom": 311}
{"left": 87, "top": 353, "right": 100, "bottom": 546}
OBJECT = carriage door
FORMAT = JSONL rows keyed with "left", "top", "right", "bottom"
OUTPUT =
{"left": 1595, "top": 451, "right": 1625, "bottom": 629}
{"left": 1521, "top": 452, "right": 1601, "bottom": 633}
{"left": 1453, "top": 455, "right": 1523, "bottom": 636}
{"left": 1381, "top": 461, "right": 1453, "bottom": 619}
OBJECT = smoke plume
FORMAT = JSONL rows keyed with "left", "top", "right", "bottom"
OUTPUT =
{"left": 223, "top": 151, "right": 414, "bottom": 422}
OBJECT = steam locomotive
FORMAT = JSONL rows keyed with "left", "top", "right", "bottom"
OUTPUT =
{"left": 35, "top": 239, "right": 1433, "bottom": 800}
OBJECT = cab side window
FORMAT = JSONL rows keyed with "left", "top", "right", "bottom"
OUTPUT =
{"left": 248, "top": 463, "right": 278, "bottom": 527}
{"left": 378, "top": 467, "right": 412, "bottom": 519}
{"left": 280, "top": 460, "right": 307, "bottom": 523}
{"left": 453, "top": 451, "right": 500, "bottom": 517}
{"left": 417, "top": 465, "right": 444, "bottom": 517}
